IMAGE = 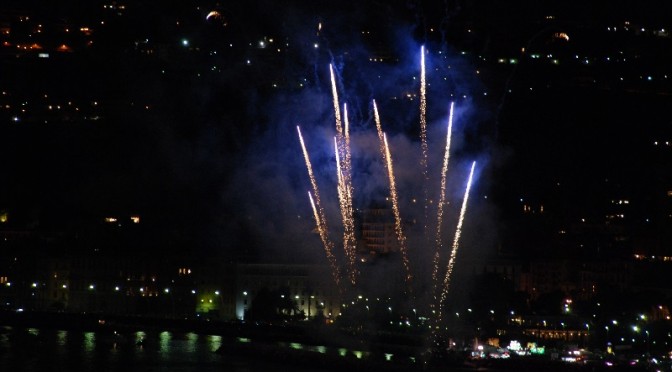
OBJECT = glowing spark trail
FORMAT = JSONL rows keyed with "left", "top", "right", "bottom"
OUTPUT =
{"left": 309, "top": 191, "right": 341, "bottom": 288}
{"left": 343, "top": 103, "right": 354, "bottom": 212}
{"left": 330, "top": 65, "right": 357, "bottom": 285}
{"left": 297, "top": 126, "right": 328, "bottom": 231}
{"left": 432, "top": 102, "right": 455, "bottom": 301}
{"left": 437, "top": 161, "right": 477, "bottom": 326}
{"left": 342, "top": 103, "right": 356, "bottom": 266}
{"left": 383, "top": 133, "right": 413, "bottom": 287}
{"left": 297, "top": 126, "right": 340, "bottom": 288}
{"left": 344, "top": 103, "right": 350, "bottom": 148}
{"left": 419, "top": 46, "right": 430, "bottom": 232}
{"left": 335, "top": 137, "right": 344, "bottom": 200}
{"left": 372, "top": 100, "right": 386, "bottom": 161}
{"left": 330, "top": 64, "right": 343, "bottom": 136}
{"left": 375, "top": 102, "right": 411, "bottom": 286}
{"left": 335, "top": 137, "right": 358, "bottom": 285}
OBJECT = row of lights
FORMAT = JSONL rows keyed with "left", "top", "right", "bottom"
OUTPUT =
{"left": 4, "top": 282, "right": 224, "bottom": 296}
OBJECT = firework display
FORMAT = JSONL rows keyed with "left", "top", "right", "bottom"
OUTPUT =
{"left": 432, "top": 102, "right": 455, "bottom": 303}
{"left": 299, "top": 48, "right": 478, "bottom": 330}
{"left": 298, "top": 126, "right": 341, "bottom": 288}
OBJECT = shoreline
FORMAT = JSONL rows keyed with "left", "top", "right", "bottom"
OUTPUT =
{"left": 0, "top": 310, "right": 648, "bottom": 371}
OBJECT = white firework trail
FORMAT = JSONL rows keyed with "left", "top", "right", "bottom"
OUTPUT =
{"left": 297, "top": 126, "right": 341, "bottom": 288}
{"left": 431, "top": 102, "right": 455, "bottom": 301}
{"left": 372, "top": 100, "right": 386, "bottom": 162}
{"left": 309, "top": 191, "right": 341, "bottom": 289}
{"left": 330, "top": 65, "right": 357, "bottom": 285}
{"left": 342, "top": 104, "right": 354, "bottom": 220}
{"left": 335, "top": 136, "right": 358, "bottom": 285}
{"left": 383, "top": 133, "right": 413, "bottom": 287}
{"left": 330, "top": 64, "right": 343, "bottom": 136}
{"left": 334, "top": 137, "right": 345, "bottom": 204}
{"left": 342, "top": 104, "right": 357, "bottom": 277}
{"left": 436, "top": 161, "right": 477, "bottom": 326}
{"left": 297, "top": 126, "right": 329, "bottom": 234}
{"left": 344, "top": 103, "right": 350, "bottom": 148}
{"left": 419, "top": 45, "right": 430, "bottom": 233}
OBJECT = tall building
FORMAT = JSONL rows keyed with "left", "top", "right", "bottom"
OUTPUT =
{"left": 359, "top": 208, "right": 398, "bottom": 256}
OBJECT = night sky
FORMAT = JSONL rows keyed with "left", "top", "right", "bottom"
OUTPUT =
{"left": 1, "top": 1, "right": 672, "bottom": 263}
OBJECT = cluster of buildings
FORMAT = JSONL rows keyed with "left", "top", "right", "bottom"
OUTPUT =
{"left": 1, "top": 3, "right": 672, "bottom": 356}
{"left": 0, "top": 235, "right": 342, "bottom": 321}
{"left": 1, "top": 206, "right": 670, "bottom": 319}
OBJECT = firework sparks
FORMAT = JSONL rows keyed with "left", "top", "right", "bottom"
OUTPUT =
{"left": 297, "top": 125, "right": 329, "bottom": 233}
{"left": 342, "top": 104, "right": 354, "bottom": 213}
{"left": 383, "top": 133, "right": 413, "bottom": 287}
{"left": 344, "top": 103, "right": 350, "bottom": 147}
{"left": 343, "top": 104, "right": 354, "bottom": 216}
{"left": 341, "top": 104, "right": 357, "bottom": 282}
{"left": 309, "top": 191, "right": 341, "bottom": 288}
{"left": 330, "top": 64, "right": 343, "bottom": 136}
{"left": 432, "top": 102, "right": 455, "bottom": 301}
{"left": 372, "top": 100, "right": 386, "bottom": 161}
{"left": 419, "top": 46, "right": 430, "bottom": 232}
{"left": 298, "top": 54, "right": 481, "bottom": 318}
{"left": 298, "top": 126, "right": 341, "bottom": 288}
{"left": 437, "top": 161, "right": 477, "bottom": 326}
{"left": 335, "top": 137, "right": 358, "bottom": 285}
{"left": 330, "top": 65, "right": 357, "bottom": 285}
{"left": 335, "top": 137, "right": 344, "bottom": 198}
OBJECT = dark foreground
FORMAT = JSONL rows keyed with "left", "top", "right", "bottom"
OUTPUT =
{"left": 0, "top": 311, "right": 658, "bottom": 372}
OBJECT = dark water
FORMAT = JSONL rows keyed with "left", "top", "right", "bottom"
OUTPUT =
{"left": 0, "top": 326, "right": 326, "bottom": 372}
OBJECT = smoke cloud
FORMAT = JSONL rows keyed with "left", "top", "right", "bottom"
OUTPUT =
{"left": 219, "top": 2, "right": 501, "bottom": 302}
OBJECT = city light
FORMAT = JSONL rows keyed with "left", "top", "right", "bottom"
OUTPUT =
{"left": 1, "top": 5, "right": 672, "bottom": 368}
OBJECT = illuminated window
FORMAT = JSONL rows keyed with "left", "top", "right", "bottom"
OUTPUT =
{"left": 553, "top": 32, "right": 570, "bottom": 41}
{"left": 56, "top": 44, "right": 72, "bottom": 52}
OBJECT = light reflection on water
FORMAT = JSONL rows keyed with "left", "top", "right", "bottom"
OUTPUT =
{"left": 0, "top": 326, "right": 291, "bottom": 372}
{"left": 159, "top": 330, "right": 170, "bottom": 358}
{"left": 0, "top": 326, "right": 405, "bottom": 372}
{"left": 83, "top": 332, "right": 95, "bottom": 353}
{"left": 56, "top": 330, "right": 67, "bottom": 347}
{"left": 207, "top": 335, "right": 222, "bottom": 352}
